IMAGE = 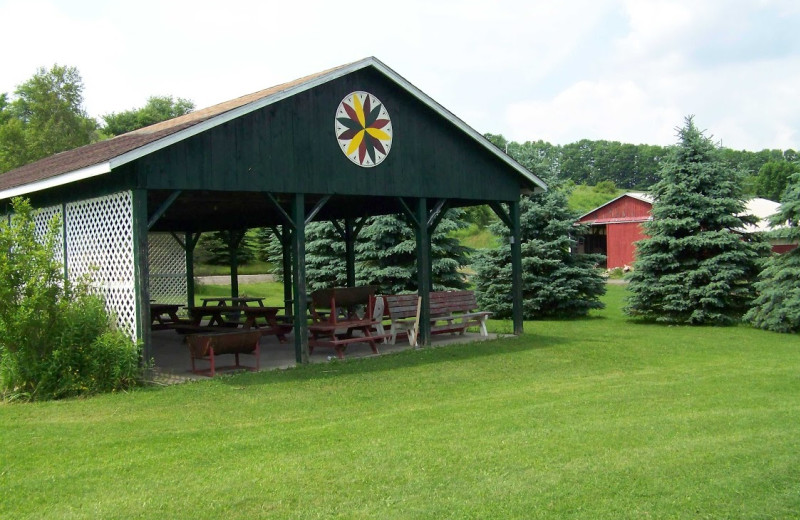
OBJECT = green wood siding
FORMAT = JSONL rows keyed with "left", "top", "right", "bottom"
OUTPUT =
{"left": 135, "top": 69, "right": 521, "bottom": 203}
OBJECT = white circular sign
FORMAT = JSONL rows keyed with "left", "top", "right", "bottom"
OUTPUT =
{"left": 335, "top": 91, "right": 393, "bottom": 167}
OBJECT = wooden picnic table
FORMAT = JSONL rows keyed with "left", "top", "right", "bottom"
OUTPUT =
{"left": 200, "top": 297, "right": 265, "bottom": 307}
{"left": 150, "top": 303, "right": 186, "bottom": 330}
{"left": 240, "top": 306, "right": 292, "bottom": 343}
{"left": 308, "top": 286, "right": 389, "bottom": 358}
{"left": 186, "top": 306, "right": 240, "bottom": 328}
{"left": 181, "top": 298, "right": 265, "bottom": 330}
{"left": 308, "top": 318, "right": 386, "bottom": 359}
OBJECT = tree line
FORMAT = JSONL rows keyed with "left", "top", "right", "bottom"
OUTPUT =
{"left": 486, "top": 134, "right": 799, "bottom": 201}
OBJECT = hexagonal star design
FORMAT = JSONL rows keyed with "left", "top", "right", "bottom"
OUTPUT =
{"left": 335, "top": 91, "right": 393, "bottom": 167}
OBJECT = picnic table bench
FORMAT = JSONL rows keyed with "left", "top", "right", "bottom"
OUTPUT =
{"left": 382, "top": 290, "right": 491, "bottom": 346}
{"left": 308, "top": 286, "right": 390, "bottom": 359}
{"left": 150, "top": 303, "right": 190, "bottom": 330}
{"left": 175, "top": 305, "right": 292, "bottom": 342}
{"left": 186, "top": 329, "right": 262, "bottom": 377}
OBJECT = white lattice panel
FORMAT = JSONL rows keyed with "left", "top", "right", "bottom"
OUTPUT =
{"left": 66, "top": 192, "right": 137, "bottom": 338}
{"left": 149, "top": 232, "right": 187, "bottom": 307}
{"left": 33, "top": 204, "right": 65, "bottom": 267}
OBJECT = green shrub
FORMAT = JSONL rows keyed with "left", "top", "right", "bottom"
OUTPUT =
{"left": 0, "top": 197, "right": 143, "bottom": 401}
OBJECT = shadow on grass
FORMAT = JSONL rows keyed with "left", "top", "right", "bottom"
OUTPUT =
{"left": 218, "top": 333, "right": 567, "bottom": 388}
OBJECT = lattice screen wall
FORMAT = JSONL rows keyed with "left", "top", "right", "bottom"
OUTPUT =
{"left": 65, "top": 192, "right": 137, "bottom": 338}
{"left": 33, "top": 204, "right": 65, "bottom": 267}
{"left": 149, "top": 232, "right": 187, "bottom": 307}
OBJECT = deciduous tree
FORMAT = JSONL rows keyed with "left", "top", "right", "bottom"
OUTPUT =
{"left": 102, "top": 95, "right": 194, "bottom": 136}
{"left": 0, "top": 65, "right": 97, "bottom": 172}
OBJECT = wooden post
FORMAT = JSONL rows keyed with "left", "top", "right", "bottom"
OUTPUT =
{"left": 344, "top": 217, "right": 356, "bottom": 288}
{"left": 510, "top": 199, "right": 524, "bottom": 335}
{"left": 281, "top": 226, "right": 293, "bottom": 317}
{"left": 415, "top": 198, "right": 432, "bottom": 346}
{"left": 184, "top": 232, "right": 200, "bottom": 308}
{"left": 227, "top": 231, "right": 239, "bottom": 299}
{"left": 291, "top": 194, "right": 309, "bottom": 363}
{"left": 131, "top": 189, "right": 152, "bottom": 372}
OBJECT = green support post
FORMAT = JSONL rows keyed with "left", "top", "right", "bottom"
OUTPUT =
{"left": 131, "top": 189, "right": 152, "bottom": 372}
{"left": 291, "top": 194, "right": 309, "bottom": 363}
{"left": 185, "top": 232, "right": 199, "bottom": 308}
{"left": 510, "top": 199, "right": 524, "bottom": 335}
{"left": 228, "top": 232, "right": 239, "bottom": 299}
{"left": 415, "top": 198, "right": 432, "bottom": 346}
{"left": 345, "top": 217, "right": 356, "bottom": 288}
{"left": 281, "top": 227, "right": 293, "bottom": 317}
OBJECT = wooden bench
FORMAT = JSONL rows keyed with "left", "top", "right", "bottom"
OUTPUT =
{"left": 381, "top": 294, "right": 421, "bottom": 346}
{"left": 308, "top": 286, "right": 390, "bottom": 359}
{"left": 382, "top": 290, "right": 491, "bottom": 345}
{"left": 185, "top": 330, "right": 262, "bottom": 377}
{"left": 429, "top": 290, "right": 491, "bottom": 337}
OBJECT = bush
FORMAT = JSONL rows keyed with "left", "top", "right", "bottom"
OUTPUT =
{"left": 0, "top": 197, "right": 143, "bottom": 401}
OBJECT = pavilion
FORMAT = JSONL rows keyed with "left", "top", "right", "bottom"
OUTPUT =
{"left": 0, "top": 57, "right": 546, "bottom": 364}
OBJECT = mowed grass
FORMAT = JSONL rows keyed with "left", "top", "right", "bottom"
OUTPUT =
{"left": 2, "top": 285, "right": 800, "bottom": 519}
{"left": 194, "top": 281, "right": 285, "bottom": 306}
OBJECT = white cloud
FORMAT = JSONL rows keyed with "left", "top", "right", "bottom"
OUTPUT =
{"left": 1, "top": 0, "right": 798, "bottom": 151}
{"left": 506, "top": 79, "right": 682, "bottom": 145}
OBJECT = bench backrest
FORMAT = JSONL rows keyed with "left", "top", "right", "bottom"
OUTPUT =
{"left": 384, "top": 291, "right": 479, "bottom": 319}
{"left": 310, "top": 285, "right": 377, "bottom": 323}
{"left": 430, "top": 290, "right": 479, "bottom": 316}
{"left": 383, "top": 294, "right": 419, "bottom": 319}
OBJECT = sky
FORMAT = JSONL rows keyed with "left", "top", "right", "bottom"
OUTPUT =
{"left": 1, "top": 0, "right": 798, "bottom": 152}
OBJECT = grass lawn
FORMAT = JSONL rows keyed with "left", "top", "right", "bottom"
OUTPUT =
{"left": 2, "top": 285, "right": 799, "bottom": 519}
{"left": 194, "top": 281, "right": 286, "bottom": 307}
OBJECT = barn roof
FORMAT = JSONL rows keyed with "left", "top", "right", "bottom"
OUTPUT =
{"left": 0, "top": 57, "right": 545, "bottom": 199}
{"left": 578, "top": 192, "right": 782, "bottom": 233}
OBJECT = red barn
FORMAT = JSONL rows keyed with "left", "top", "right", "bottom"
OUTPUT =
{"left": 577, "top": 194, "right": 795, "bottom": 269}
{"left": 577, "top": 193, "right": 652, "bottom": 269}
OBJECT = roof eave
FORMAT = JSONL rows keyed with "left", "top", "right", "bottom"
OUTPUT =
{"left": 0, "top": 162, "right": 112, "bottom": 200}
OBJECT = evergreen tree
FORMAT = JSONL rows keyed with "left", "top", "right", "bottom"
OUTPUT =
{"left": 472, "top": 189, "right": 606, "bottom": 319}
{"left": 195, "top": 231, "right": 255, "bottom": 265}
{"left": 357, "top": 211, "right": 472, "bottom": 294}
{"left": 626, "top": 117, "right": 769, "bottom": 325}
{"left": 304, "top": 221, "right": 348, "bottom": 292}
{"left": 744, "top": 171, "right": 800, "bottom": 333}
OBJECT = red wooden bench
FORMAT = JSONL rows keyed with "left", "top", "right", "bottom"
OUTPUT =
{"left": 185, "top": 330, "right": 262, "bottom": 377}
